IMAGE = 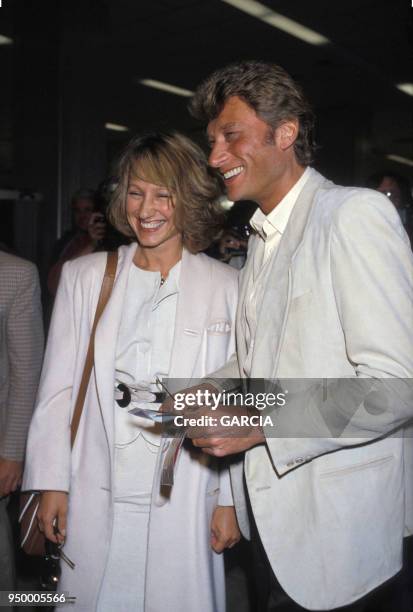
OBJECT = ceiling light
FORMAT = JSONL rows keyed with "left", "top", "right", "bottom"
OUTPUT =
{"left": 396, "top": 83, "right": 413, "bottom": 97}
{"left": 221, "top": 0, "right": 329, "bottom": 46}
{"left": 139, "top": 79, "right": 193, "bottom": 97}
{"left": 386, "top": 154, "right": 413, "bottom": 168}
{"left": 105, "top": 122, "right": 129, "bottom": 132}
{"left": 0, "top": 34, "right": 13, "bottom": 45}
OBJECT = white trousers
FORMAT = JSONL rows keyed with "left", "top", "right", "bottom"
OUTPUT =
{"left": 97, "top": 433, "right": 159, "bottom": 611}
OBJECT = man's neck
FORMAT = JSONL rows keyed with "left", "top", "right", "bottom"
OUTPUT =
{"left": 259, "top": 162, "right": 306, "bottom": 215}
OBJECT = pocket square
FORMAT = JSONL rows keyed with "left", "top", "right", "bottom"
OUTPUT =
{"left": 207, "top": 319, "right": 231, "bottom": 334}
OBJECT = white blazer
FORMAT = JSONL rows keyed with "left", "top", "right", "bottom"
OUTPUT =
{"left": 215, "top": 169, "right": 413, "bottom": 610}
{"left": 23, "top": 243, "right": 238, "bottom": 612}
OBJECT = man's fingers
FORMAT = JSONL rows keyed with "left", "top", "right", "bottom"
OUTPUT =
{"left": 192, "top": 437, "right": 228, "bottom": 456}
{"left": 192, "top": 437, "right": 219, "bottom": 448}
{"left": 211, "top": 531, "right": 225, "bottom": 554}
{"left": 211, "top": 541, "right": 225, "bottom": 553}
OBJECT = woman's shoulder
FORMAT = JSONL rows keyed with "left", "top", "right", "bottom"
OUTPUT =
{"left": 62, "top": 251, "right": 108, "bottom": 282}
{"left": 62, "top": 244, "right": 135, "bottom": 283}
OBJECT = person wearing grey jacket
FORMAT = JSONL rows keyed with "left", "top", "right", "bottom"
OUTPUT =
{"left": 0, "top": 250, "right": 43, "bottom": 589}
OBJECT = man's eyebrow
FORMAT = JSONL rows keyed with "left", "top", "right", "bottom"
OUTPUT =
{"left": 207, "top": 122, "right": 240, "bottom": 141}
{"left": 221, "top": 122, "right": 239, "bottom": 130}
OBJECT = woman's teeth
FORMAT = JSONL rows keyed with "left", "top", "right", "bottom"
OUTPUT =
{"left": 140, "top": 220, "right": 164, "bottom": 229}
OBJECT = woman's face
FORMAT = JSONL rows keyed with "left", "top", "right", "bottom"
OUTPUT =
{"left": 126, "top": 176, "right": 181, "bottom": 250}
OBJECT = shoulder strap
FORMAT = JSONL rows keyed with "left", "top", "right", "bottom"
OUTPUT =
{"left": 70, "top": 251, "right": 118, "bottom": 447}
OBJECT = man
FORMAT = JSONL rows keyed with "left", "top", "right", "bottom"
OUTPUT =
{"left": 183, "top": 61, "right": 413, "bottom": 611}
{"left": 0, "top": 250, "right": 43, "bottom": 589}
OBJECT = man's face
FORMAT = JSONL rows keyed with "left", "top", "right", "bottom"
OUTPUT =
{"left": 207, "top": 96, "right": 291, "bottom": 211}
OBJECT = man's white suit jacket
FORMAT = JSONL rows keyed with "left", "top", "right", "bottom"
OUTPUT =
{"left": 214, "top": 168, "right": 413, "bottom": 610}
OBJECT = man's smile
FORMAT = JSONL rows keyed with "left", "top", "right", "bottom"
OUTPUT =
{"left": 222, "top": 165, "right": 245, "bottom": 181}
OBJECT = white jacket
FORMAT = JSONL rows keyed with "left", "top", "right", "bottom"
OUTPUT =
{"left": 23, "top": 244, "right": 238, "bottom": 612}
{"left": 214, "top": 169, "right": 413, "bottom": 610}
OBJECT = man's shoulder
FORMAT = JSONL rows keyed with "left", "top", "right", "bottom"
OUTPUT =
{"left": 0, "top": 251, "right": 38, "bottom": 280}
{"left": 312, "top": 182, "right": 396, "bottom": 226}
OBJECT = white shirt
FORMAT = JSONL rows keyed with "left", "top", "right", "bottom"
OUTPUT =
{"left": 242, "top": 167, "right": 312, "bottom": 376}
{"left": 115, "top": 261, "right": 181, "bottom": 446}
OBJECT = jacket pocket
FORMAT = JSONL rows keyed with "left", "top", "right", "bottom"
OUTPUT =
{"left": 319, "top": 455, "right": 394, "bottom": 478}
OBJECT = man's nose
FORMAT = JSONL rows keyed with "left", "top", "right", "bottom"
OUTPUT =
{"left": 208, "top": 142, "right": 228, "bottom": 169}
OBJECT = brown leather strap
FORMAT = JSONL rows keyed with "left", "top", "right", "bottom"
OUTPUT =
{"left": 70, "top": 251, "right": 118, "bottom": 447}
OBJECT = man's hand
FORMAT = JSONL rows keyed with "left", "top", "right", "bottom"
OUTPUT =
{"left": 0, "top": 457, "right": 23, "bottom": 497}
{"left": 192, "top": 430, "right": 265, "bottom": 457}
{"left": 160, "top": 384, "right": 266, "bottom": 457}
{"left": 185, "top": 402, "right": 265, "bottom": 456}
{"left": 210, "top": 505, "right": 241, "bottom": 553}
{"left": 37, "top": 491, "right": 68, "bottom": 544}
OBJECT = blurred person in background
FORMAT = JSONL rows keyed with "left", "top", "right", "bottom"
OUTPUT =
{"left": 367, "top": 171, "right": 413, "bottom": 245}
{"left": 218, "top": 201, "right": 257, "bottom": 269}
{"left": 47, "top": 189, "right": 106, "bottom": 297}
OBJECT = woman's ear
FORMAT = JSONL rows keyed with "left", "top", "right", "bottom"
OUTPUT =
{"left": 275, "top": 119, "right": 299, "bottom": 152}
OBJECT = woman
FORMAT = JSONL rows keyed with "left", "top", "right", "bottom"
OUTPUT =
{"left": 23, "top": 132, "right": 240, "bottom": 611}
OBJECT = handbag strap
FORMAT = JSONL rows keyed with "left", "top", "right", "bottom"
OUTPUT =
{"left": 70, "top": 251, "right": 118, "bottom": 447}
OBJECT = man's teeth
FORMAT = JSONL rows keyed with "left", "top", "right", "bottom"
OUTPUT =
{"left": 140, "top": 220, "right": 164, "bottom": 229}
{"left": 223, "top": 166, "right": 244, "bottom": 180}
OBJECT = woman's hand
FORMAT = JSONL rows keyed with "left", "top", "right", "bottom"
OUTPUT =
{"left": 37, "top": 491, "right": 68, "bottom": 544}
{"left": 210, "top": 505, "right": 241, "bottom": 553}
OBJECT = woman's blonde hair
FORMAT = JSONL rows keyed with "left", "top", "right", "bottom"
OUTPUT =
{"left": 108, "top": 131, "right": 224, "bottom": 252}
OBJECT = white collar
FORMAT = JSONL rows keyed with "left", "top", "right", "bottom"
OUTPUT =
{"left": 250, "top": 167, "right": 312, "bottom": 240}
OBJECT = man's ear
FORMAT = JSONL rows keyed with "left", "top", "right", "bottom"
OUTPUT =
{"left": 275, "top": 119, "right": 299, "bottom": 151}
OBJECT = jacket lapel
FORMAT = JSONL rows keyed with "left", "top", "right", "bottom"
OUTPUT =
{"left": 250, "top": 169, "right": 329, "bottom": 377}
{"left": 168, "top": 250, "right": 212, "bottom": 387}
{"left": 235, "top": 238, "right": 257, "bottom": 372}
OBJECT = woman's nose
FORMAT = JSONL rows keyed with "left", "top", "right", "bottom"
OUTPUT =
{"left": 139, "top": 194, "right": 155, "bottom": 217}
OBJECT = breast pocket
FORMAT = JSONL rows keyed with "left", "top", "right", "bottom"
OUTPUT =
{"left": 207, "top": 319, "right": 232, "bottom": 335}
{"left": 203, "top": 319, "right": 233, "bottom": 373}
